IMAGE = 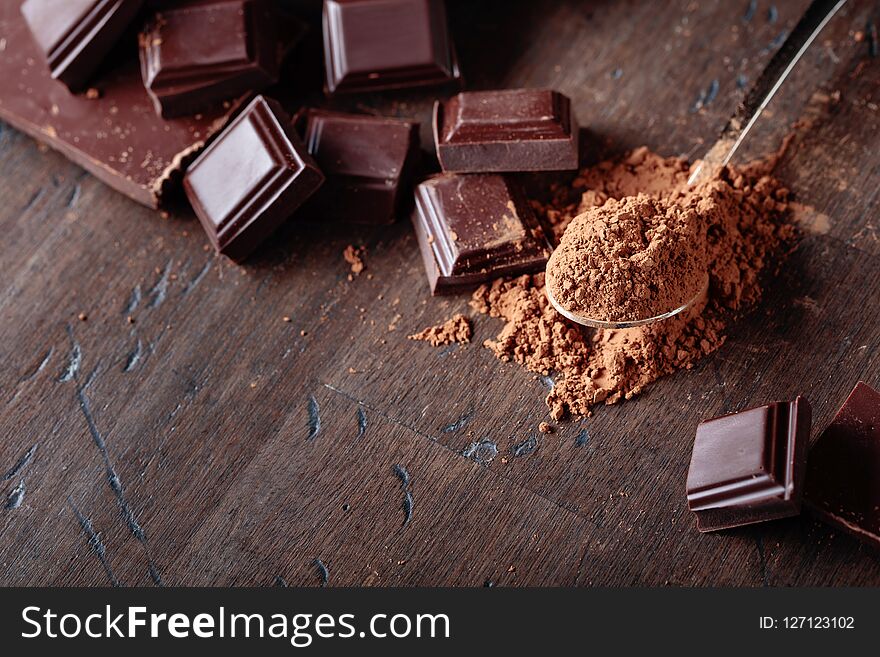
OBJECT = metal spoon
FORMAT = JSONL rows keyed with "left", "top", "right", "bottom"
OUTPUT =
{"left": 546, "top": 273, "right": 710, "bottom": 330}
{"left": 547, "top": 0, "right": 848, "bottom": 328}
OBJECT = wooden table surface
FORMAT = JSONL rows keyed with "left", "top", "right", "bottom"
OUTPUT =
{"left": 1, "top": 0, "right": 879, "bottom": 587}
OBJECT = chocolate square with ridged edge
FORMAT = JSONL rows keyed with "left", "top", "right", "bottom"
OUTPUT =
{"left": 183, "top": 96, "right": 324, "bottom": 262}
{"left": 806, "top": 382, "right": 880, "bottom": 548}
{"left": 434, "top": 89, "right": 579, "bottom": 172}
{"left": 687, "top": 397, "right": 811, "bottom": 532}
{"left": 140, "top": 0, "right": 280, "bottom": 118}
{"left": 412, "top": 174, "right": 551, "bottom": 295}
{"left": 21, "top": 0, "right": 144, "bottom": 91}
{"left": 323, "top": 0, "right": 460, "bottom": 95}
{"left": 294, "top": 108, "right": 420, "bottom": 224}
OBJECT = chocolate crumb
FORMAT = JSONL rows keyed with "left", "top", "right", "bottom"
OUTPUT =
{"left": 408, "top": 314, "right": 472, "bottom": 347}
{"left": 343, "top": 245, "right": 365, "bottom": 275}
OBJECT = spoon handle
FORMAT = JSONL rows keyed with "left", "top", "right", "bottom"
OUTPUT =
{"left": 688, "top": 0, "right": 848, "bottom": 186}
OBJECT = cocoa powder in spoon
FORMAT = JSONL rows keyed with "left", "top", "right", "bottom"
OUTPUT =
{"left": 471, "top": 148, "right": 795, "bottom": 419}
{"left": 545, "top": 193, "right": 709, "bottom": 323}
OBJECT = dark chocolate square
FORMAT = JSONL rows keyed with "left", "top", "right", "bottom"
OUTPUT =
{"left": 322, "top": 0, "right": 461, "bottom": 94}
{"left": 183, "top": 96, "right": 324, "bottom": 262}
{"left": 686, "top": 397, "right": 811, "bottom": 532}
{"left": 295, "top": 108, "right": 420, "bottom": 224}
{"left": 805, "top": 382, "right": 880, "bottom": 548}
{"left": 21, "top": 0, "right": 144, "bottom": 91}
{"left": 412, "top": 174, "right": 551, "bottom": 295}
{"left": 434, "top": 89, "right": 579, "bottom": 172}
{"left": 140, "top": 0, "right": 280, "bottom": 118}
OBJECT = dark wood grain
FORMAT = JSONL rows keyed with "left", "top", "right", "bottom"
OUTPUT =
{"left": 2, "top": 0, "right": 879, "bottom": 587}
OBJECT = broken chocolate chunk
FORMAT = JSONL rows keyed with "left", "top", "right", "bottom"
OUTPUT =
{"left": 412, "top": 173, "right": 551, "bottom": 294}
{"left": 295, "top": 108, "right": 420, "bottom": 224}
{"left": 805, "top": 382, "right": 880, "bottom": 548}
{"left": 139, "top": 0, "right": 281, "bottom": 118}
{"left": 183, "top": 96, "right": 324, "bottom": 262}
{"left": 686, "top": 397, "right": 811, "bottom": 532}
{"left": 323, "top": 0, "right": 461, "bottom": 94}
{"left": 21, "top": 0, "right": 144, "bottom": 91}
{"left": 434, "top": 89, "right": 579, "bottom": 172}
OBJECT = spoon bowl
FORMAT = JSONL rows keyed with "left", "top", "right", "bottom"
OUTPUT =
{"left": 546, "top": 274, "right": 710, "bottom": 329}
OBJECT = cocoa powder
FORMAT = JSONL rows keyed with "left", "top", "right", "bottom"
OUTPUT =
{"left": 343, "top": 245, "right": 365, "bottom": 275}
{"left": 471, "top": 148, "right": 795, "bottom": 419}
{"left": 545, "top": 193, "right": 708, "bottom": 322}
{"left": 409, "top": 314, "right": 472, "bottom": 347}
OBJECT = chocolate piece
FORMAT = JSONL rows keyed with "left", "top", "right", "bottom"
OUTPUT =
{"left": 412, "top": 174, "right": 551, "bottom": 295}
{"left": 140, "top": 0, "right": 280, "bottom": 118}
{"left": 0, "top": 4, "right": 245, "bottom": 208}
{"left": 323, "top": 0, "right": 461, "bottom": 94}
{"left": 21, "top": 0, "right": 144, "bottom": 91}
{"left": 183, "top": 96, "right": 324, "bottom": 262}
{"left": 295, "top": 109, "right": 419, "bottom": 225}
{"left": 805, "top": 382, "right": 880, "bottom": 548}
{"left": 434, "top": 90, "right": 579, "bottom": 173}
{"left": 686, "top": 397, "right": 811, "bottom": 532}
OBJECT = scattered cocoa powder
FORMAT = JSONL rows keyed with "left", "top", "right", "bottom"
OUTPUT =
{"left": 535, "top": 147, "right": 691, "bottom": 242}
{"left": 408, "top": 314, "right": 472, "bottom": 347}
{"left": 472, "top": 147, "right": 795, "bottom": 419}
{"left": 343, "top": 245, "right": 365, "bottom": 276}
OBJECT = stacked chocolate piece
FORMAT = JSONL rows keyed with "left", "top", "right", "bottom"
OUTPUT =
{"left": 413, "top": 88, "right": 577, "bottom": 293}
{"left": 4, "top": 0, "right": 579, "bottom": 270}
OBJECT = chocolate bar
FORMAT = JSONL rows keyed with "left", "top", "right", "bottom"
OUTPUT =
{"left": 140, "top": 0, "right": 280, "bottom": 118}
{"left": 686, "top": 397, "right": 811, "bottom": 532}
{"left": 295, "top": 108, "right": 420, "bottom": 225}
{"left": 434, "top": 90, "right": 579, "bottom": 172}
{"left": 323, "top": 0, "right": 461, "bottom": 94}
{"left": 412, "top": 174, "right": 551, "bottom": 295}
{"left": 805, "top": 382, "right": 880, "bottom": 548}
{"left": 21, "top": 0, "right": 145, "bottom": 91}
{"left": 0, "top": 4, "right": 245, "bottom": 208}
{"left": 183, "top": 96, "right": 324, "bottom": 262}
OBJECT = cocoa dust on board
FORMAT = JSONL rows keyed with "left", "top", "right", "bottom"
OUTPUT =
{"left": 470, "top": 147, "right": 796, "bottom": 420}
{"left": 343, "top": 244, "right": 365, "bottom": 277}
{"left": 409, "top": 313, "right": 472, "bottom": 347}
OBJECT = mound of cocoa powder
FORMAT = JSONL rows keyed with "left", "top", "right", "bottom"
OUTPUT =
{"left": 545, "top": 193, "right": 708, "bottom": 322}
{"left": 471, "top": 147, "right": 796, "bottom": 419}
